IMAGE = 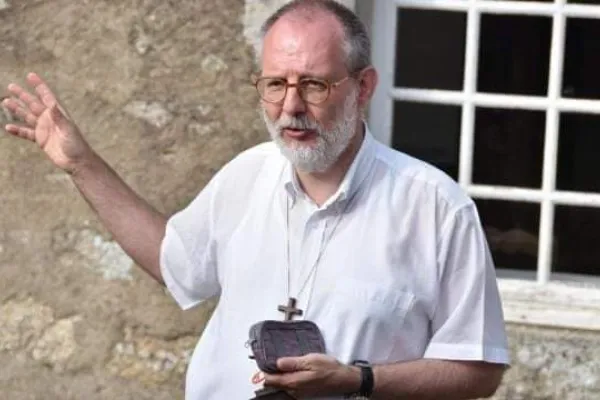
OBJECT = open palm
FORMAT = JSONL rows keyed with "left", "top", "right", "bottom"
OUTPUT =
{"left": 2, "top": 72, "right": 91, "bottom": 172}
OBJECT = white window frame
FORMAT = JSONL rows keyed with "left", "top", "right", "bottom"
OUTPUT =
{"left": 367, "top": 0, "right": 600, "bottom": 331}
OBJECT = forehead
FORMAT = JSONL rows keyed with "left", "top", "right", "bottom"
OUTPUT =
{"left": 261, "top": 12, "right": 347, "bottom": 76}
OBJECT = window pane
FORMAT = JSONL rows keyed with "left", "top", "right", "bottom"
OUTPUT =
{"left": 475, "top": 199, "right": 540, "bottom": 271}
{"left": 478, "top": 14, "right": 551, "bottom": 96}
{"left": 553, "top": 206, "right": 600, "bottom": 276}
{"left": 557, "top": 112, "right": 600, "bottom": 193}
{"left": 473, "top": 108, "right": 545, "bottom": 188}
{"left": 395, "top": 8, "right": 466, "bottom": 90}
{"left": 391, "top": 102, "right": 461, "bottom": 180}
{"left": 562, "top": 18, "right": 600, "bottom": 99}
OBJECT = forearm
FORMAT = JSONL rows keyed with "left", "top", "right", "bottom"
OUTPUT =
{"left": 70, "top": 150, "right": 167, "bottom": 283}
{"left": 359, "top": 359, "right": 504, "bottom": 400}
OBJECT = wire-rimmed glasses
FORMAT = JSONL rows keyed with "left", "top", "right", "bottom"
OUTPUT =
{"left": 253, "top": 75, "right": 351, "bottom": 105}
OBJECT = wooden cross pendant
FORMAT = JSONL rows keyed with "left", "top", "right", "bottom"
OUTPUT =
{"left": 278, "top": 297, "right": 303, "bottom": 321}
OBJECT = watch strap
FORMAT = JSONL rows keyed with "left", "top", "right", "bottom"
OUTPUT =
{"left": 348, "top": 360, "right": 374, "bottom": 398}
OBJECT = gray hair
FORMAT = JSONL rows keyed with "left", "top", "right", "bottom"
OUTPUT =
{"left": 258, "top": 0, "right": 371, "bottom": 74}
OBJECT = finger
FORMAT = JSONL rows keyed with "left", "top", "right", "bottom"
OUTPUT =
{"left": 2, "top": 98, "right": 38, "bottom": 127}
{"left": 27, "top": 72, "right": 58, "bottom": 108}
{"left": 7, "top": 83, "right": 46, "bottom": 116}
{"left": 251, "top": 371, "right": 265, "bottom": 385}
{"left": 49, "top": 103, "right": 65, "bottom": 124}
{"left": 278, "top": 353, "right": 328, "bottom": 372}
{"left": 264, "top": 371, "right": 310, "bottom": 389}
{"left": 5, "top": 124, "right": 36, "bottom": 142}
{"left": 263, "top": 373, "right": 289, "bottom": 389}
{"left": 277, "top": 357, "right": 303, "bottom": 372}
{"left": 2, "top": 97, "right": 38, "bottom": 126}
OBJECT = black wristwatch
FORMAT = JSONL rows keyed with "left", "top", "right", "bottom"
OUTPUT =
{"left": 345, "top": 360, "right": 374, "bottom": 399}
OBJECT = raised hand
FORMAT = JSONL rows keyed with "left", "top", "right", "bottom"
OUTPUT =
{"left": 2, "top": 72, "right": 93, "bottom": 173}
{"left": 2, "top": 73, "right": 168, "bottom": 284}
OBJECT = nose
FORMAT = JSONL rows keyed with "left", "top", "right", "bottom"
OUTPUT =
{"left": 281, "top": 84, "right": 307, "bottom": 116}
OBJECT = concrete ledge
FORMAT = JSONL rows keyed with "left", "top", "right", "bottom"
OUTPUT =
{"left": 499, "top": 277, "right": 600, "bottom": 331}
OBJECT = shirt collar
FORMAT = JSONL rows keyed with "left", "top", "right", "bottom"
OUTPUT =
{"left": 283, "top": 122, "right": 376, "bottom": 209}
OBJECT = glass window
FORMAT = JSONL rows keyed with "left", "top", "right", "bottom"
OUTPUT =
{"left": 395, "top": 8, "right": 466, "bottom": 90}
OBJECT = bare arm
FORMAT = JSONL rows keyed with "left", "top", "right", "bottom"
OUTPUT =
{"left": 3, "top": 73, "right": 166, "bottom": 283}
{"left": 70, "top": 152, "right": 167, "bottom": 283}
{"left": 368, "top": 359, "right": 505, "bottom": 399}
{"left": 263, "top": 354, "right": 505, "bottom": 399}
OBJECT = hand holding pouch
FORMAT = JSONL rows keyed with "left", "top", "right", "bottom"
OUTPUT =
{"left": 247, "top": 320, "right": 327, "bottom": 373}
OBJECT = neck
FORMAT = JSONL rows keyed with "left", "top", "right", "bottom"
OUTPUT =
{"left": 295, "top": 122, "right": 365, "bottom": 206}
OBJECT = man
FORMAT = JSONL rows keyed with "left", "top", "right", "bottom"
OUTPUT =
{"left": 2, "top": 0, "right": 509, "bottom": 399}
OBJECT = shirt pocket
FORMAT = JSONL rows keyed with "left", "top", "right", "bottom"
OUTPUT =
{"left": 312, "top": 278, "right": 416, "bottom": 363}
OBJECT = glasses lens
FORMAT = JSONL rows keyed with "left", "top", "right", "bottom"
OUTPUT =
{"left": 300, "top": 79, "right": 329, "bottom": 104}
{"left": 258, "top": 78, "right": 286, "bottom": 102}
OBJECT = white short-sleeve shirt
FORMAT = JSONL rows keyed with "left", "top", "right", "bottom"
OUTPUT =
{"left": 160, "top": 126, "right": 510, "bottom": 400}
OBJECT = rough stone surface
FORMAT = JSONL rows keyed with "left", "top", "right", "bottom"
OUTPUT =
{"left": 0, "top": 298, "right": 55, "bottom": 353}
{"left": 53, "top": 228, "right": 134, "bottom": 281}
{"left": 2, "top": 0, "right": 600, "bottom": 399}
{"left": 107, "top": 326, "right": 197, "bottom": 386}
{"left": 1, "top": 0, "right": 261, "bottom": 398}
{"left": 30, "top": 315, "right": 82, "bottom": 371}
{"left": 123, "top": 101, "right": 174, "bottom": 129}
{"left": 491, "top": 324, "right": 600, "bottom": 400}
{"left": 0, "top": 0, "right": 10, "bottom": 12}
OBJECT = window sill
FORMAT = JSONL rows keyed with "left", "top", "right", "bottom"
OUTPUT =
{"left": 498, "top": 272, "right": 600, "bottom": 331}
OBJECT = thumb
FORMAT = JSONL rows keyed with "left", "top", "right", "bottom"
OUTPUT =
{"left": 50, "top": 102, "right": 73, "bottom": 123}
{"left": 49, "top": 103, "right": 63, "bottom": 122}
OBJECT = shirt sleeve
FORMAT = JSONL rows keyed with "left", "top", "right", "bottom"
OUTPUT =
{"left": 159, "top": 175, "right": 221, "bottom": 310}
{"left": 423, "top": 203, "right": 511, "bottom": 365}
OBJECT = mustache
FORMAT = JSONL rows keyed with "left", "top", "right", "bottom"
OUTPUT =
{"left": 272, "top": 114, "right": 321, "bottom": 132}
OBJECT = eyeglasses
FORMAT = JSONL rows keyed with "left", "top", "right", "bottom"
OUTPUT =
{"left": 253, "top": 75, "right": 351, "bottom": 105}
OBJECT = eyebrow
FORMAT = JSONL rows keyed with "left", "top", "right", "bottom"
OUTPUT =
{"left": 259, "top": 74, "right": 333, "bottom": 81}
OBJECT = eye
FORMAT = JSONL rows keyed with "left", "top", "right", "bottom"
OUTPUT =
{"left": 265, "top": 79, "right": 285, "bottom": 90}
{"left": 301, "top": 79, "right": 328, "bottom": 92}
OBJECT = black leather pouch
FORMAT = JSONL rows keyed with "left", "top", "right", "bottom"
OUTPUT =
{"left": 250, "top": 387, "right": 297, "bottom": 400}
{"left": 247, "top": 320, "right": 326, "bottom": 373}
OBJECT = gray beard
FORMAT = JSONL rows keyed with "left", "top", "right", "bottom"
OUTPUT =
{"left": 261, "top": 91, "right": 359, "bottom": 173}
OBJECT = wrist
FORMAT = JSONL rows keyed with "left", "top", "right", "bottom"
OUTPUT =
{"left": 344, "top": 360, "right": 374, "bottom": 399}
{"left": 342, "top": 365, "right": 363, "bottom": 394}
{"left": 69, "top": 148, "right": 102, "bottom": 178}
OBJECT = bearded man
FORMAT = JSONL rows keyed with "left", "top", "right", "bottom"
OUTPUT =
{"left": 2, "top": 1, "right": 510, "bottom": 399}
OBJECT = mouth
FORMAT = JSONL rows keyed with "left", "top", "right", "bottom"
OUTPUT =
{"left": 282, "top": 128, "right": 317, "bottom": 141}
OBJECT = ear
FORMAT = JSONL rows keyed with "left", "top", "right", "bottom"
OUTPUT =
{"left": 356, "top": 66, "right": 379, "bottom": 110}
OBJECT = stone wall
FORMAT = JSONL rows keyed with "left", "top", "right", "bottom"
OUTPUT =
{"left": 495, "top": 324, "right": 600, "bottom": 400}
{"left": 2, "top": 1, "right": 600, "bottom": 399}
{"left": 0, "top": 0, "right": 260, "bottom": 398}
